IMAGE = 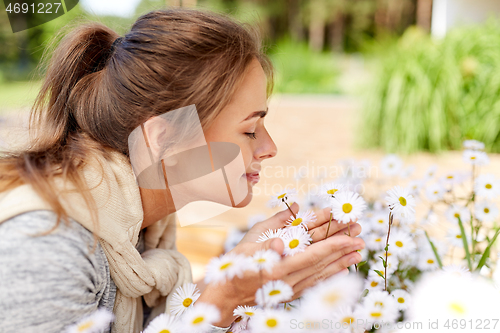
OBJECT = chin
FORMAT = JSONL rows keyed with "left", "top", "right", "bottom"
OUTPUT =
{"left": 234, "top": 182, "right": 254, "bottom": 207}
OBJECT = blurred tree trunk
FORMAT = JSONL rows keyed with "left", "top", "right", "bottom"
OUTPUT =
{"left": 288, "top": 0, "right": 304, "bottom": 41}
{"left": 309, "top": 0, "right": 326, "bottom": 51}
{"left": 166, "top": 0, "right": 197, "bottom": 7}
{"left": 328, "top": 12, "right": 344, "bottom": 52}
{"left": 416, "top": 0, "right": 432, "bottom": 32}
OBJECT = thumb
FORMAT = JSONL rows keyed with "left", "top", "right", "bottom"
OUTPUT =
{"left": 262, "top": 237, "right": 284, "bottom": 256}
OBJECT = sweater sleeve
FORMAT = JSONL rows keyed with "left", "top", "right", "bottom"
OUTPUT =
{"left": 0, "top": 210, "right": 114, "bottom": 333}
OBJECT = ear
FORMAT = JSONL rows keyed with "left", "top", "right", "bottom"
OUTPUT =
{"left": 142, "top": 116, "right": 172, "bottom": 162}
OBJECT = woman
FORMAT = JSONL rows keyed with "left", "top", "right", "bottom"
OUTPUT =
{"left": 0, "top": 8, "right": 364, "bottom": 333}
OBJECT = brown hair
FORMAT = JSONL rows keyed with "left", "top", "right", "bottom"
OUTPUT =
{"left": 0, "top": 8, "right": 274, "bottom": 229}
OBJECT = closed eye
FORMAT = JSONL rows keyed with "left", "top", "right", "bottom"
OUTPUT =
{"left": 245, "top": 132, "right": 257, "bottom": 139}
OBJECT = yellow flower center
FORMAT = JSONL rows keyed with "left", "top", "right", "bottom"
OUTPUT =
{"left": 324, "top": 292, "right": 340, "bottom": 305}
{"left": 277, "top": 193, "right": 286, "bottom": 199}
{"left": 375, "top": 301, "right": 384, "bottom": 307}
{"left": 257, "top": 258, "right": 266, "bottom": 263}
{"left": 192, "top": 316, "right": 204, "bottom": 324}
{"left": 244, "top": 312, "right": 254, "bottom": 316}
{"left": 456, "top": 235, "right": 462, "bottom": 239}
{"left": 370, "top": 281, "right": 379, "bottom": 287}
{"left": 375, "top": 238, "right": 381, "bottom": 242}
{"left": 370, "top": 312, "right": 382, "bottom": 318}
{"left": 78, "top": 321, "right": 93, "bottom": 332}
{"left": 220, "top": 262, "right": 232, "bottom": 270}
{"left": 342, "top": 203, "right": 353, "bottom": 214}
{"left": 377, "top": 219, "right": 384, "bottom": 224}
{"left": 434, "top": 191, "right": 438, "bottom": 194}
{"left": 399, "top": 196, "right": 407, "bottom": 206}
{"left": 159, "top": 330, "right": 170, "bottom": 333}
{"left": 427, "top": 259, "right": 434, "bottom": 264}
{"left": 289, "top": 239, "right": 300, "bottom": 249}
{"left": 486, "top": 184, "right": 492, "bottom": 189}
{"left": 395, "top": 241, "right": 403, "bottom": 248}
{"left": 447, "top": 175, "right": 454, "bottom": 179}
{"left": 269, "top": 290, "right": 281, "bottom": 296}
{"left": 454, "top": 213, "right": 460, "bottom": 218}
{"left": 291, "top": 217, "right": 303, "bottom": 226}
{"left": 327, "top": 189, "right": 338, "bottom": 195}
{"left": 341, "top": 316, "right": 355, "bottom": 324}
{"left": 397, "top": 297, "right": 405, "bottom": 304}
{"left": 449, "top": 302, "right": 466, "bottom": 315}
{"left": 266, "top": 319, "right": 278, "bottom": 328}
{"left": 183, "top": 298, "right": 193, "bottom": 307}
{"left": 484, "top": 208, "right": 490, "bottom": 214}
{"left": 470, "top": 156, "right": 476, "bottom": 160}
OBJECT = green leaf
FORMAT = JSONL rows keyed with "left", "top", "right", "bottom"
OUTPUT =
{"left": 357, "top": 261, "right": 367, "bottom": 268}
{"left": 378, "top": 256, "right": 387, "bottom": 268}
{"left": 476, "top": 228, "right": 500, "bottom": 272}
{"left": 457, "top": 216, "right": 472, "bottom": 271}
{"left": 360, "top": 289, "right": 369, "bottom": 298}
{"left": 373, "top": 269, "right": 385, "bottom": 280}
{"left": 424, "top": 231, "right": 443, "bottom": 269}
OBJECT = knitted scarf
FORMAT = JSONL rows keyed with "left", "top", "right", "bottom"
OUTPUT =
{"left": 0, "top": 151, "right": 192, "bottom": 332}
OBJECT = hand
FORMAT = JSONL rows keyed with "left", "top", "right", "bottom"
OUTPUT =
{"left": 197, "top": 203, "right": 365, "bottom": 327}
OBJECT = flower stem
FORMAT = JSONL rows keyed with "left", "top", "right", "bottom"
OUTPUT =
{"left": 384, "top": 212, "right": 393, "bottom": 291}
{"left": 325, "top": 212, "right": 333, "bottom": 240}
{"left": 284, "top": 201, "right": 296, "bottom": 219}
{"left": 347, "top": 223, "right": 358, "bottom": 272}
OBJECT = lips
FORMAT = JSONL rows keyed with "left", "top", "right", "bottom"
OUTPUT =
{"left": 245, "top": 172, "right": 260, "bottom": 184}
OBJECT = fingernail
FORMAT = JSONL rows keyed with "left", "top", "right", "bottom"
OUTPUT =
{"left": 349, "top": 255, "right": 360, "bottom": 266}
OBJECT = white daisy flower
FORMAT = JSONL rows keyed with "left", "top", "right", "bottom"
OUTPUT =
{"left": 268, "top": 188, "right": 298, "bottom": 208}
{"left": 204, "top": 253, "right": 247, "bottom": 284}
{"left": 425, "top": 183, "right": 445, "bottom": 202}
{"left": 363, "top": 290, "right": 398, "bottom": 312}
{"left": 370, "top": 258, "right": 397, "bottom": 277}
{"left": 143, "top": 314, "right": 180, "bottom": 333}
{"left": 181, "top": 302, "right": 221, "bottom": 333}
{"left": 416, "top": 250, "right": 440, "bottom": 271}
{"left": 65, "top": 309, "right": 114, "bottom": 333}
{"left": 319, "top": 182, "right": 345, "bottom": 200}
{"left": 331, "top": 190, "right": 367, "bottom": 224}
{"left": 330, "top": 306, "right": 365, "bottom": 333}
{"left": 255, "top": 280, "right": 294, "bottom": 307}
{"left": 233, "top": 305, "right": 258, "bottom": 320}
{"left": 250, "top": 250, "right": 281, "bottom": 273}
{"left": 407, "top": 179, "right": 423, "bottom": 197}
{"left": 256, "top": 228, "right": 286, "bottom": 243}
{"left": 440, "top": 171, "right": 467, "bottom": 188}
{"left": 365, "top": 276, "right": 384, "bottom": 292}
{"left": 370, "top": 211, "right": 389, "bottom": 232}
{"left": 445, "top": 204, "right": 471, "bottom": 224}
{"left": 475, "top": 174, "right": 500, "bottom": 199}
{"left": 380, "top": 154, "right": 403, "bottom": 176}
{"left": 249, "top": 309, "right": 289, "bottom": 332}
{"left": 301, "top": 274, "right": 363, "bottom": 310}
{"left": 475, "top": 200, "right": 499, "bottom": 222}
{"left": 385, "top": 186, "right": 416, "bottom": 219}
{"left": 463, "top": 139, "right": 485, "bottom": 150}
{"left": 390, "top": 289, "right": 411, "bottom": 311}
{"left": 388, "top": 230, "right": 416, "bottom": 260}
{"left": 424, "top": 164, "right": 438, "bottom": 181}
{"left": 366, "top": 233, "right": 386, "bottom": 252}
{"left": 443, "top": 265, "right": 472, "bottom": 279}
{"left": 280, "top": 226, "right": 312, "bottom": 256}
{"left": 228, "top": 316, "right": 249, "bottom": 332}
{"left": 285, "top": 210, "right": 316, "bottom": 230}
{"left": 463, "top": 149, "right": 489, "bottom": 166}
{"left": 446, "top": 227, "right": 471, "bottom": 248}
{"left": 169, "top": 283, "right": 201, "bottom": 317}
{"left": 360, "top": 302, "right": 399, "bottom": 328}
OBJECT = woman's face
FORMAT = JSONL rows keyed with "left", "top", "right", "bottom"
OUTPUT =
{"left": 204, "top": 58, "right": 277, "bottom": 207}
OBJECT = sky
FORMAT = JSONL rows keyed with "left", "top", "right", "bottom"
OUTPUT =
{"left": 79, "top": 0, "right": 143, "bottom": 18}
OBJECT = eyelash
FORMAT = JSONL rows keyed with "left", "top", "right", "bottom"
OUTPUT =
{"left": 245, "top": 132, "right": 257, "bottom": 140}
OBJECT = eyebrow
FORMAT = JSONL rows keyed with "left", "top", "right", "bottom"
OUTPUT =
{"left": 241, "top": 107, "right": 268, "bottom": 122}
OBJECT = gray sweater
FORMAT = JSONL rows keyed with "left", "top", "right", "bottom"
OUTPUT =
{"left": 0, "top": 210, "right": 117, "bottom": 333}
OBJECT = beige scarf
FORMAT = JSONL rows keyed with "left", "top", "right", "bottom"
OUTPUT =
{"left": 0, "top": 151, "right": 192, "bottom": 332}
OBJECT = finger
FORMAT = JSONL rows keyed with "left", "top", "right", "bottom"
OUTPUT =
{"left": 303, "top": 207, "right": 332, "bottom": 229}
{"left": 330, "top": 223, "right": 362, "bottom": 239}
{"left": 309, "top": 220, "right": 359, "bottom": 242}
{"left": 291, "top": 251, "right": 363, "bottom": 296}
{"left": 275, "top": 235, "right": 364, "bottom": 276}
{"left": 285, "top": 241, "right": 363, "bottom": 286}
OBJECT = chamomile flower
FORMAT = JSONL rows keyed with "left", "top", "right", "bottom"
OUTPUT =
{"left": 475, "top": 174, "right": 500, "bottom": 199}
{"left": 407, "top": 179, "right": 423, "bottom": 197}
{"left": 441, "top": 171, "right": 467, "bottom": 188}
{"left": 331, "top": 306, "right": 365, "bottom": 333}
{"left": 255, "top": 280, "right": 294, "bottom": 307}
{"left": 204, "top": 253, "right": 247, "bottom": 284}
{"left": 250, "top": 250, "right": 281, "bottom": 273}
{"left": 143, "top": 314, "right": 180, "bottom": 333}
{"left": 360, "top": 302, "right": 399, "bottom": 328}
{"left": 385, "top": 186, "right": 416, "bottom": 219}
{"left": 425, "top": 183, "right": 445, "bottom": 202}
{"left": 446, "top": 227, "right": 471, "bottom": 248}
{"left": 285, "top": 210, "right": 316, "bottom": 230}
{"left": 257, "top": 228, "right": 286, "bottom": 243}
{"left": 475, "top": 200, "right": 499, "bottom": 222}
{"left": 445, "top": 204, "right": 471, "bottom": 224}
{"left": 365, "top": 276, "right": 384, "bottom": 291}
{"left": 181, "top": 302, "right": 220, "bottom": 333}
{"left": 302, "top": 274, "right": 363, "bottom": 310}
{"left": 388, "top": 230, "right": 416, "bottom": 259}
{"left": 366, "top": 233, "right": 386, "bottom": 251}
{"left": 233, "top": 305, "right": 258, "bottom": 320}
{"left": 249, "top": 309, "right": 289, "bottom": 332}
{"left": 170, "top": 283, "right": 201, "bottom": 317}
{"left": 463, "top": 139, "right": 485, "bottom": 150}
{"left": 424, "top": 164, "right": 438, "bottom": 181}
{"left": 463, "top": 149, "right": 489, "bottom": 166}
{"left": 331, "top": 190, "right": 367, "bottom": 224}
{"left": 280, "top": 226, "right": 312, "bottom": 256}
{"left": 390, "top": 289, "right": 411, "bottom": 311}
{"left": 380, "top": 154, "right": 403, "bottom": 176}
{"left": 363, "top": 290, "right": 398, "bottom": 312}
{"left": 416, "top": 250, "right": 440, "bottom": 271}
{"left": 318, "top": 182, "right": 345, "bottom": 200}
{"left": 370, "top": 212, "right": 389, "bottom": 232}
{"left": 443, "top": 265, "right": 472, "bottom": 279}
{"left": 65, "top": 309, "right": 114, "bottom": 333}
{"left": 268, "top": 189, "right": 298, "bottom": 208}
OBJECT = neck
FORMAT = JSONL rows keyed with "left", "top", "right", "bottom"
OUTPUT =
{"left": 139, "top": 187, "right": 177, "bottom": 229}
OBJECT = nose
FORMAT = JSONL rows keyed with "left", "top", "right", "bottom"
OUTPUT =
{"left": 256, "top": 127, "right": 277, "bottom": 160}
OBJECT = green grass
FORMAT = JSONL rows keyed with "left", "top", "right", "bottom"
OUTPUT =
{"left": 0, "top": 80, "right": 41, "bottom": 112}
{"left": 269, "top": 38, "right": 341, "bottom": 94}
{"left": 361, "top": 22, "right": 500, "bottom": 153}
